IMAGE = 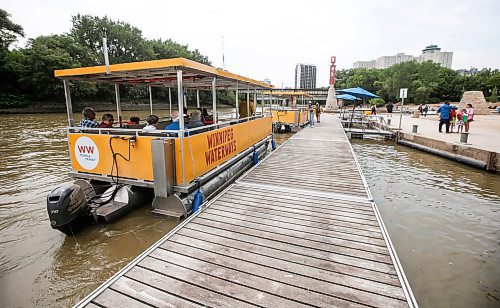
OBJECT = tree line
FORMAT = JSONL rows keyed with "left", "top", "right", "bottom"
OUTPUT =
{"left": 1, "top": 9, "right": 499, "bottom": 109}
{"left": 0, "top": 10, "right": 235, "bottom": 109}
{"left": 335, "top": 61, "right": 500, "bottom": 106}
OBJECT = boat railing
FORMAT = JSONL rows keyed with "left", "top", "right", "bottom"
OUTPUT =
{"left": 67, "top": 114, "right": 267, "bottom": 136}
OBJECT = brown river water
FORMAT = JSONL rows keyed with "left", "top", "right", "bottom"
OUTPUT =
{"left": 0, "top": 112, "right": 499, "bottom": 307}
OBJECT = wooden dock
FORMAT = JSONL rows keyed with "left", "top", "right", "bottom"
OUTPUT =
{"left": 75, "top": 114, "right": 417, "bottom": 308}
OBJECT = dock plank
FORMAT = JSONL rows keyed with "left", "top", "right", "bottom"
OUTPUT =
{"left": 183, "top": 223, "right": 400, "bottom": 285}
{"left": 110, "top": 276, "right": 201, "bottom": 308}
{"left": 156, "top": 241, "right": 406, "bottom": 307}
{"left": 92, "top": 289, "right": 151, "bottom": 308}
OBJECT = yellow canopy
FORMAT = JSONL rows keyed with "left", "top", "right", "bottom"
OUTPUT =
{"left": 54, "top": 57, "right": 272, "bottom": 89}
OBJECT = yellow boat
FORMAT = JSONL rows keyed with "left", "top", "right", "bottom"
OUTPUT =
{"left": 47, "top": 58, "right": 274, "bottom": 234}
{"left": 263, "top": 91, "right": 312, "bottom": 132}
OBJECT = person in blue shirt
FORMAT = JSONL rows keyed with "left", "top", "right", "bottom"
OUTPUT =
{"left": 437, "top": 101, "right": 458, "bottom": 133}
{"left": 165, "top": 111, "right": 180, "bottom": 130}
{"left": 79, "top": 107, "right": 99, "bottom": 128}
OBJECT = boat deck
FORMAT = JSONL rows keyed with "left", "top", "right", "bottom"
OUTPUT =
{"left": 75, "top": 114, "right": 417, "bottom": 307}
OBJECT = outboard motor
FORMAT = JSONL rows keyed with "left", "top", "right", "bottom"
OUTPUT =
{"left": 47, "top": 183, "right": 90, "bottom": 235}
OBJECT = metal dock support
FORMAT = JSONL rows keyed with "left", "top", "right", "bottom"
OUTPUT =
{"left": 75, "top": 114, "right": 418, "bottom": 308}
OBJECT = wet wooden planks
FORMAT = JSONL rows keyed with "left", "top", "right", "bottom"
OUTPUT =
{"left": 76, "top": 114, "right": 416, "bottom": 308}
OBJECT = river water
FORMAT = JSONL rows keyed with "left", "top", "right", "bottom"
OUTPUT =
{"left": 0, "top": 113, "right": 498, "bottom": 307}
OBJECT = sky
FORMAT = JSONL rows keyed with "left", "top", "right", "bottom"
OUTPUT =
{"left": 2, "top": 0, "right": 499, "bottom": 88}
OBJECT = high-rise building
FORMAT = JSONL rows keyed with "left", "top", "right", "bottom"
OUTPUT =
{"left": 353, "top": 60, "right": 376, "bottom": 69}
{"left": 295, "top": 64, "right": 317, "bottom": 88}
{"left": 418, "top": 45, "right": 453, "bottom": 69}
{"left": 352, "top": 45, "right": 453, "bottom": 69}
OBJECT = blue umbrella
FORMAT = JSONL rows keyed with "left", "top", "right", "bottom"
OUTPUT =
{"left": 336, "top": 94, "right": 361, "bottom": 101}
{"left": 337, "top": 87, "right": 379, "bottom": 98}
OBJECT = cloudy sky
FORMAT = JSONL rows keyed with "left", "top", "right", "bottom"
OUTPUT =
{"left": 2, "top": 0, "right": 499, "bottom": 87}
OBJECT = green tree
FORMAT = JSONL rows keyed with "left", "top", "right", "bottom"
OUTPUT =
{"left": 70, "top": 14, "right": 153, "bottom": 64}
{"left": 0, "top": 9, "right": 24, "bottom": 49}
{"left": 490, "top": 86, "right": 498, "bottom": 103}
{"left": 18, "top": 35, "right": 97, "bottom": 99}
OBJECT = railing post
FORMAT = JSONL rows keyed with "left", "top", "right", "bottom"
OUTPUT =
{"left": 177, "top": 70, "right": 185, "bottom": 184}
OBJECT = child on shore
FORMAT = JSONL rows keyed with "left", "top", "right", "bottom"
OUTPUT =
{"left": 456, "top": 110, "right": 464, "bottom": 133}
{"left": 449, "top": 109, "right": 457, "bottom": 132}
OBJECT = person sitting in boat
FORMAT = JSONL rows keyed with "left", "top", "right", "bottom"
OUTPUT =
{"left": 165, "top": 111, "right": 180, "bottom": 130}
{"left": 187, "top": 110, "right": 204, "bottom": 129}
{"left": 183, "top": 107, "right": 190, "bottom": 123}
{"left": 99, "top": 113, "right": 114, "bottom": 128}
{"left": 79, "top": 107, "right": 99, "bottom": 128}
{"left": 143, "top": 115, "right": 159, "bottom": 130}
{"left": 201, "top": 107, "right": 214, "bottom": 125}
{"left": 126, "top": 116, "right": 140, "bottom": 125}
{"left": 239, "top": 98, "right": 256, "bottom": 119}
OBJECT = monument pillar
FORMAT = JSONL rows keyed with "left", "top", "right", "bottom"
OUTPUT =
{"left": 324, "top": 56, "right": 339, "bottom": 111}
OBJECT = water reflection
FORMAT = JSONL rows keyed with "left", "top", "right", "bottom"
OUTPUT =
{"left": 352, "top": 139, "right": 500, "bottom": 308}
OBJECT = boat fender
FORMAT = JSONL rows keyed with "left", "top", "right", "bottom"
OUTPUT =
{"left": 252, "top": 146, "right": 259, "bottom": 165}
{"left": 192, "top": 180, "right": 204, "bottom": 213}
{"left": 271, "top": 139, "right": 277, "bottom": 151}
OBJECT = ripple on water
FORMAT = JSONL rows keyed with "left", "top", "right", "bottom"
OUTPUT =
{"left": 352, "top": 139, "right": 500, "bottom": 308}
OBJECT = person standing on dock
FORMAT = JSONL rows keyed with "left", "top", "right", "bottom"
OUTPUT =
{"left": 437, "top": 101, "right": 458, "bottom": 133}
{"left": 308, "top": 103, "right": 315, "bottom": 127}
{"left": 465, "top": 104, "right": 474, "bottom": 132}
{"left": 315, "top": 102, "right": 322, "bottom": 123}
{"left": 386, "top": 102, "right": 394, "bottom": 116}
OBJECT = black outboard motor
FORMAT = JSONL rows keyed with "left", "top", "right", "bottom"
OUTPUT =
{"left": 273, "top": 121, "right": 292, "bottom": 134}
{"left": 47, "top": 183, "right": 90, "bottom": 235}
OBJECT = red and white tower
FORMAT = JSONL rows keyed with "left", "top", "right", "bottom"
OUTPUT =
{"left": 325, "top": 56, "right": 339, "bottom": 111}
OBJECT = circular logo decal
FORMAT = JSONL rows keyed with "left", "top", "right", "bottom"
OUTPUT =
{"left": 74, "top": 136, "right": 99, "bottom": 170}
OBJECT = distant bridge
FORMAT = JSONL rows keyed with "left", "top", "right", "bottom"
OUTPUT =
{"left": 257, "top": 88, "right": 329, "bottom": 102}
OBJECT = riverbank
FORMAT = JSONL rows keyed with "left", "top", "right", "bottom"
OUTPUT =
{"left": 387, "top": 114, "right": 500, "bottom": 171}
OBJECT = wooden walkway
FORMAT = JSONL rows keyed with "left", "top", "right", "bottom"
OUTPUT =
{"left": 75, "top": 114, "right": 417, "bottom": 308}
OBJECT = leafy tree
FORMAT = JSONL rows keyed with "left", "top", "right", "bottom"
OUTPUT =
{"left": 70, "top": 14, "right": 153, "bottom": 64}
{"left": 489, "top": 86, "right": 498, "bottom": 103}
{"left": 0, "top": 9, "right": 24, "bottom": 49}
{"left": 18, "top": 35, "right": 97, "bottom": 99}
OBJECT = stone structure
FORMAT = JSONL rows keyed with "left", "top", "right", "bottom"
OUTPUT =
{"left": 459, "top": 91, "right": 490, "bottom": 115}
{"left": 324, "top": 56, "right": 339, "bottom": 111}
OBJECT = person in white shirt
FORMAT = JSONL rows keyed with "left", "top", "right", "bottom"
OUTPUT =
{"left": 143, "top": 115, "right": 159, "bottom": 130}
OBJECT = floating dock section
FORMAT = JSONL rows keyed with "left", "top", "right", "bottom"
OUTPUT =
{"left": 75, "top": 114, "right": 418, "bottom": 307}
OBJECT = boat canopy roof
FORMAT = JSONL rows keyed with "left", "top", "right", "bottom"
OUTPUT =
{"left": 54, "top": 57, "right": 273, "bottom": 90}
{"left": 262, "top": 91, "right": 312, "bottom": 98}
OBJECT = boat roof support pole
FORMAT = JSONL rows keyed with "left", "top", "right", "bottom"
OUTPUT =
{"left": 269, "top": 89, "right": 273, "bottom": 116}
{"left": 63, "top": 79, "right": 74, "bottom": 127}
{"left": 235, "top": 81, "right": 239, "bottom": 119}
{"left": 183, "top": 88, "right": 187, "bottom": 108}
{"left": 149, "top": 86, "right": 153, "bottom": 115}
{"left": 168, "top": 87, "right": 172, "bottom": 116}
{"left": 253, "top": 87, "right": 257, "bottom": 116}
{"left": 260, "top": 89, "right": 264, "bottom": 115}
{"left": 115, "top": 84, "right": 122, "bottom": 127}
{"left": 196, "top": 89, "right": 200, "bottom": 108}
{"left": 247, "top": 87, "right": 250, "bottom": 119}
{"left": 177, "top": 70, "right": 185, "bottom": 185}
{"left": 212, "top": 77, "right": 217, "bottom": 124}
